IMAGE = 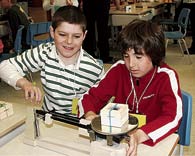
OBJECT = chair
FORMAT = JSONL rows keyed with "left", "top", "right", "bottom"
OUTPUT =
{"left": 96, "top": 59, "right": 104, "bottom": 67}
{"left": 163, "top": 8, "right": 192, "bottom": 64}
{"left": 14, "top": 25, "right": 24, "bottom": 55}
{"left": 25, "top": 22, "right": 53, "bottom": 81}
{"left": 177, "top": 90, "right": 192, "bottom": 156}
{"left": 0, "top": 25, "right": 24, "bottom": 62}
{"left": 26, "top": 21, "right": 53, "bottom": 49}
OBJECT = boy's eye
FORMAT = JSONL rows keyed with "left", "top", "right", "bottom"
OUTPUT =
{"left": 59, "top": 33, "right": 66, "bottom": 36}
{"left": 58, "top": 33, "right": 81, "bottom": 38}
{"left": 74, "top": 35, "right": 81, "bottom": 38}
{"left": 136, "top": 55, "right": 142, "bottom": 59}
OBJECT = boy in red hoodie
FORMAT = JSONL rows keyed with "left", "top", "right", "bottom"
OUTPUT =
{"left": 79, "top": 19, "right": 182, "bottom": 156}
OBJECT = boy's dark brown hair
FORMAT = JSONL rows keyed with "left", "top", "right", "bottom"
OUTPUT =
{"left": 52, "top": 5, "right": 87, "bottom": 33}
{"left": 117, "top": 19, "right": 165, "bottom": 66}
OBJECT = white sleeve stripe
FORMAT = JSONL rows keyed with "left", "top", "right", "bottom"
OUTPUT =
{"left": 148, "top": 67, "right": 183, "bottom": 143}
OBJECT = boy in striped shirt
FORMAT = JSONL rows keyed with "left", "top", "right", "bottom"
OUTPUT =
{"left": 0, "top": 6, "right": 104, "bottom": 116}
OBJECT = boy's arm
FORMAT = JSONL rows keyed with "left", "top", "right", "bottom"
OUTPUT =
{"left": 0, "top": 59, "right": 42, "bottom": 102}
{"left": 0, "top": 60, "right": 23, "bottom": 90}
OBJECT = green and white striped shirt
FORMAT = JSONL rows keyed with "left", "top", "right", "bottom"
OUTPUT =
{"left": 8, "top": 42, "right": 104, "bottom": 115}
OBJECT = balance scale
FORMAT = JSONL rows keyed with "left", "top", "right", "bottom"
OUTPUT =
{"left": 23, "top": 108, "right": 138, "bottom": 156}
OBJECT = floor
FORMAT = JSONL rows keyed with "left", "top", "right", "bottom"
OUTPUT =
{"left": 0, "top": 7, "right": 195, "bottom": 156}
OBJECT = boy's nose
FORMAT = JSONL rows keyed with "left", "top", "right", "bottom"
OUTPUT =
{"left": 66, "top": 36, "right": 73, "bottom": 44}
{"left": 129, "top": 56, "right": 136, "bottom": 68}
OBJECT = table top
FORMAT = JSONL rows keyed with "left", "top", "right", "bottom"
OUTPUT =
{"left": 0, "top": 118, "right": 179, "bottom": 156}
{"left": 0, "top": 100, "right": 179, "bottom": 156}
{"left": 110, "top": 7, "right": 152, "bottom": 15}
{"left": 134, "top": 2, "right": 165, "bottom": 8}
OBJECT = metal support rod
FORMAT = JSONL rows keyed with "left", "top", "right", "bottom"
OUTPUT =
{"left": 33, "top": 108, "right": 40, "bottom": 139}
{"left": 106, "top": 135, "right": 113, "bottom": 146}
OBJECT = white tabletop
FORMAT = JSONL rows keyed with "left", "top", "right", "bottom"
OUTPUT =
{"left": 0, "top": 118, "right": 179, "bottom": 156}
{"left": 0, "top": 101, "right": 179, "bottom": 156}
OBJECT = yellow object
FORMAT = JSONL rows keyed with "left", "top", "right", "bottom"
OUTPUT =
{"left": 32, "top": 81, "right": 36, "bottom": 86}
{"left": 72, "top": 97, "right": 78, "bottom": 115}
{"left": 130, "top": 113, "right": 146, "bottom": 128}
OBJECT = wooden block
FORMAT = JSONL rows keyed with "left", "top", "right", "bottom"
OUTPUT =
{"left": 101, "top": 120, "right": 129, "bottom": 133}
{"left": 0, "top": 101, "right": 14, "bottom": 120}
{"left": 100, "top": 103, "right": 128, "bottom": 127}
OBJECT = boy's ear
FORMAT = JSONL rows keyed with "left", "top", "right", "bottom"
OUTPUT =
{"left": 83, "top": 30, "right": 87, "bottom": 40}
{"left": 49, "top": 26, "right": 54, "bottom": 39}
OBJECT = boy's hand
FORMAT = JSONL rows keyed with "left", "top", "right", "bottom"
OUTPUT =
{"left": 126, "top": 129, "right": 149, "bottom": 156}
{"left": 16, "top": 78, "right": 42, "bottom": 103}
{"left": 84, "top": 111, "right": 99, "bottom": 121}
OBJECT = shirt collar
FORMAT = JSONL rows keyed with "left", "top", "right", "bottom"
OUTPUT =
{"left": 55, "top": 48, "right": 83, "bottom": 70}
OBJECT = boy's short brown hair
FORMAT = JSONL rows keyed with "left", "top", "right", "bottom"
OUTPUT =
{"left": 52, "top": 6, "right": 87, "bottom": 33}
